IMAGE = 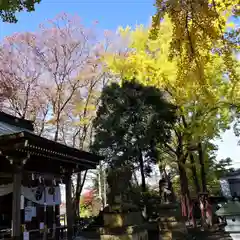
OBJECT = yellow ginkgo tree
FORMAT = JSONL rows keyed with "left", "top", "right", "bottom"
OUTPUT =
{"left": 151, "top": 0, "right": 240, "bottom": 90}
{"left": 103, "top": 16, "right": 237, "bottom": 216}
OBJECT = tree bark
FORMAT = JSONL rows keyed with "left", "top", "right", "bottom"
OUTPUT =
{"left": 74, "top": 170, "right": 88, "bottom": 217}
{"left": 139, "top": 150, "right": 146, "bottom": 193}
{"left": 189, "top": 153, "right": 201, "bottom": 195}
{"left": 198, "top": 142, "right": 207, "bottom": 192}
{"left": 178, "top": 160, "right": 191, "bottom": 219}
{"left": 133, "top": 171, "right": 139, "bottom": 186}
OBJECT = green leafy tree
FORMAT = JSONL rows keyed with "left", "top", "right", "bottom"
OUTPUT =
{"left": 91, "top": 80, "right": 176, "bottom": 193}
{"left": 0, "top": 0, "right": 41, "bottom": 23}
{"left": 185, "top": 141, "right": 234, "bottom": 196}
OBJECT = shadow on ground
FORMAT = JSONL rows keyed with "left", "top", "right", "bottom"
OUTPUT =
{"left": 187, "top": 228, "right": 233, "bottom": 240}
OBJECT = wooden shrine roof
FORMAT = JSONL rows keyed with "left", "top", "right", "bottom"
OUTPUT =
{"left": 0, "top": 112, "right": 103, "bottom": 174}
{"left": 220, "top": 169, "right": 240, "bottom": 179}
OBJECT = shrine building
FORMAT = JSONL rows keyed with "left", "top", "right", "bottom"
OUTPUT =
{"left": 0, "top": 111, "right": 102, "bottom": 239}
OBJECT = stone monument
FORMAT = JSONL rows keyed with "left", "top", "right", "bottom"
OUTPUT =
{"left": 156, "top": 203, "right": 188, "bottom": 240}
{"left": 157, "top": 175, "right": 188, "bottom": 240}
{"left": 100, "top": 167, "right": 148, "bottom": 240}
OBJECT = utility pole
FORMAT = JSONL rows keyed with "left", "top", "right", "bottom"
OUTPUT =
{"left": 98, "top": 161, "right": 104, "bottom": 210}
{"left": 103, "top": 167, "right": 107, "bottom": 207}
{"left": 98, "top": 161, "right": 102, "bottom": 200}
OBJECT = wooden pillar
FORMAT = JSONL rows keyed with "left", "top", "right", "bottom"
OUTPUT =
{"left": 65, "top": 172, "right": 73, "bottom": 240}
{"left": 11, "top": 163, "right": 23, "bottom": 240}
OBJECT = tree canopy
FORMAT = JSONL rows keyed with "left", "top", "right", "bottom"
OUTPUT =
{"left": 91, "top": 80, "right": 176, "bottom": 191}
{"left": 103, "top": 17, "right": 234, "bottom": 166}
{"left": 0, "top": 13, "right": 112, "bottom": 217}
{"left": 0, "top": 6, "right": 239, "bottom": 222}
{"left": 151, "top": 0, "right": 240, "bottom": 93}
{"left": 0, "top": 0, "right": 41, "bottom": 23}
{"left": 102, "top": 14, "right": 238, "bottom": 215}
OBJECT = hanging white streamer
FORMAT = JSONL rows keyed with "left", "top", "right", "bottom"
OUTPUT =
{"left": 0, "top": 184, "right": 61, "bottom": 205}
{"left": 0, "top": 183, "right": 12, "bottom": 196}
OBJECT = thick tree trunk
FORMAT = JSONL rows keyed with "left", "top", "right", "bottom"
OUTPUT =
{"left": 177, "top": 115, "right": 192, "bottom": 220}
{"left": 198, "top": 142, "right": 207, "bottom": 192}
{"left": 54, "top": 117, "right": 60, "bottom": 141}
{"left": 74, "top": 170, "right": 88, "bottom": 217}
{"left": 189, "top": 153, "right": 201, "bottom": 195}
{"left": 198, "top": 142, "right": 209, "bottom": 228}
{"left": 133, "top": 171, "right": 139, "bottom": 186}
{"left": 139, "top": 150, "right": 146, "bottom": 193}
{"left": 178, "top": 160, "right": 191, "bottom": 219}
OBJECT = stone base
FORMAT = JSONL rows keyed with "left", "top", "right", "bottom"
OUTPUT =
{"left": 158, "top": 217, "right": 187, "bottom": 231}
{"left": 152, "top": 203, "right": 187, "bottom": 240}
{"left": 158, "top": 230, "right": 188, "bottom": 240}
{"left": 100, "top": 224, "right": 148, "bottom": 240}
{"left": 159, "top": 231, "right": 172, "bottom": 240}
{"left": 158, "top": 217, "right": 188, "bottom": 240}
{"left": 156, "top": 203, "right": 182, "bottom": 220}
{"left": 100, "top": 229, "right": 148, "bottom": 240}
{"left": 103, "top": 212, "right": 143, "bottom": 228}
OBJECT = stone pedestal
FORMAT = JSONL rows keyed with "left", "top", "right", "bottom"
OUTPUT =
{"left": 103, "top": 212, "right": 143, "bottom": 228}
{"left": 157, "top": 204, "right": 187, "bottom": 240}
{"left": 158, "top": 216, "right": 187, "bottom": 240}
{"left": 100, "top": 211, "right": 148, "bottom": 240}
{"left": 100, "top": 225, "right": 148, "bottom": 240}
{"left": 225, "top": 216, "right": 240, "bottom": 240}
{"left": 216, "top": 199, "right": 240, "bottom": 240}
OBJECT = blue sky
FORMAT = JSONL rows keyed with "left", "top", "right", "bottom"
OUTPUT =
{"left": 0, "top": 0, "right": 155, "bottom": 39}
{"left": 0, "top": 0, "right": 239, "bottom": 167}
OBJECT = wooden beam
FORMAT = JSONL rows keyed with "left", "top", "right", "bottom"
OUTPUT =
{"left": 65, "top": 172, "right": 74, "bottom": 240}
{"left": 0, "top": 139, "right": 28, "bottom": 153}
{"left": 11, "top": 163, "right": 23, "bottom": 240}
{"left": 0, "top": 172, "right": 12, "bottom": 178}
